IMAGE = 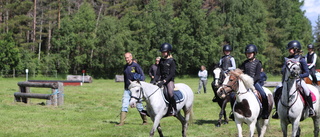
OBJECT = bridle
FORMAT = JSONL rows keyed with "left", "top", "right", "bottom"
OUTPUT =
{"left": 130, "top": 83, "right": 160, "bottom": 102}
{"left": 221, "top": 74, "right": 239, "bottom": 96}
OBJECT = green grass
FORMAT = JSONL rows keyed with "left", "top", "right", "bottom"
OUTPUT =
{"left": 0, "top": 77, "right": 316, "bottom": 136}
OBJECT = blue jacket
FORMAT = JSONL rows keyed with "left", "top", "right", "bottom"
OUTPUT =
{"left": 123, "top": 62, "right": 145, "bottom": 90}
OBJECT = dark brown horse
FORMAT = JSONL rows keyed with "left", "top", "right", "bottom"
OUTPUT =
{"left": 211, "top": 67, "right": 234, "bottom": 127}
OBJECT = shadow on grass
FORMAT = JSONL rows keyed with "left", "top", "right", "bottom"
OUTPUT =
{"left": 194, "top": 119, "right": 232, "bottom": 126}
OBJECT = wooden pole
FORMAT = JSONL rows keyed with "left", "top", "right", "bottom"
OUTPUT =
{"left": 14, "top": 92, "right": 51, "bottom": 100}
{"left": 18, "top": 82, "right": 59, "bottom": 89}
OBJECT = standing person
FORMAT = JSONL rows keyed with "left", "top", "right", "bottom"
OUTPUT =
{"left": 305, "top": 44, "right": 318, "bottom": 85}
{"left": 154, "top": 43, "right": 177, "bottom": 116}
{"left": 259, "top": 68, "right": 267, "bottom": 86}
{"left": 272, "top": 40, "right": 314, "bottom": 118}
{"left": 212, "top": 45, "right": 236, "bottom": 102}
{"left": 197, "top": 65, "right": 208, "bottom": 94}
{"left": 116, "top": 52, "right": 148, "bottom": 126}
{"left": 239, "top": 44, "right": 269, "bottom": 119}
{"left": 148, "top": 57, "right": 161, "bottom": 83}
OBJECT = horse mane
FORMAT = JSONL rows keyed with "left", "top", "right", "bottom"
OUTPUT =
{"left": 128, "top": 80, "right": 141, "bottom": 89}
{"left": 230, "top": 69, "right": 255, "bottom": 90}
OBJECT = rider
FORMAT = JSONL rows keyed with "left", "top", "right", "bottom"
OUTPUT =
{"left": 272, "top": 40, "right": 315, "bottom": 118}
{"left": 239, "top": 44, "right": 269, "bottom": 119}
{"left": 305, "top": 44, "right": 318, "bottom": 85}
{"left": 212, "top": 44, "right": 236, "bottom": 102}
{"left": 154, "top": 43, "right": 177, "bottom": 116}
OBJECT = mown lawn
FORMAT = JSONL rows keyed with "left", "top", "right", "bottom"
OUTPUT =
{"left": 0, "top": 76, "right": 316, "bottom": 137}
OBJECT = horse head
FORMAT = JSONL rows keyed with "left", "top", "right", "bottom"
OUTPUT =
{"left": 213, "top": 67, "right": 226, "bottom": 87}
{"left": 284, "top": 57, "right": 301, "bottom": 80}
{"left": 217, "top": 69, "right": 255, "bottom": 99}
{"left": 128, "top": 80, "right": 143, "bottom": 108}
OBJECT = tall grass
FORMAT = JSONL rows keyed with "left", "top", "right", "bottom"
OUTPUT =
{"left": 0, "top": 77, "right": 315, "bottom": 136}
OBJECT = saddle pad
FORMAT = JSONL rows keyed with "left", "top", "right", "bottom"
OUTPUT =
{"left": 174, "top": 90, "right": 184, "bottom": 103}
{"left": 300, "top": 90, "right": 316, "bottom": 104}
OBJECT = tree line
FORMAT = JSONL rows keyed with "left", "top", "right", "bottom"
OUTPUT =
{"left": 0, "top": 0, "right": 319, "bottom": 79}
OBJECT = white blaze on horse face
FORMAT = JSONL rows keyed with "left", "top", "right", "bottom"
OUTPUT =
{"left": 213, "top": 68, "right": 221, "bottom": 86}
{"left": 217, "top": 75, "right": 231, "bottom": 99}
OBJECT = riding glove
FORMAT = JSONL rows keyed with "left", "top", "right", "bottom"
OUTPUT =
{"left": 157, "top": 81, "right": 164, "bottom": 88}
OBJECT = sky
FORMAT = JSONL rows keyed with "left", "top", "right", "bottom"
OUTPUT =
{"left": 300, "top": 0, "right": 320, "bottom": 29}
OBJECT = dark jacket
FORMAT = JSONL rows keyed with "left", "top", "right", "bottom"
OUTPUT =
{"left": 123, "top": 62, "right": 145, "bottom": 90}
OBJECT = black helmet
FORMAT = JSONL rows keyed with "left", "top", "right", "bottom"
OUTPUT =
{"left": 287, "top": 40, "right": 301, "bottom": 50}
{"left": 244, "top": 44, "right": 258, "bottom": 54}
{"left": 223, "top": 45, "right": 233, "bottom": 51}
{"left": 160, "top": 43, "right": 172, "bottom": 52}
{"left": 307, "top": 44, "right": 314, "bottom": 49}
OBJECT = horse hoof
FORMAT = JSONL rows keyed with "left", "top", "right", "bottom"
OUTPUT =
{"left": 223, "top": 121, "right": 228, "bottom": 125}
{"left": 215, "top": 124, "right": 221, "bottom": 127}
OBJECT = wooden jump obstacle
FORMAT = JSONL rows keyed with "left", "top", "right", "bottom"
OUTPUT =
{"left": 28, "top": 80, "right": 82, "bottom": 86}
{"left": 14, "top": 82, "right": 64, "bottom": 106}
{"left": 67, "top": 75, "right": 93, "bottom": 83}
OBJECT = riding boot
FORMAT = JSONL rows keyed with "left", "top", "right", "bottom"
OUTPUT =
{"left": 307, "top": 94, "right": 315, "bottom": 117}
{"left": 262, "top": 99, "right": 269, "bottom": 119}
{"left": 140, "top": 113, "right": 148, "bottom": 125}
{"left": 169, "top": 96, "right": 177, "bottom": 116}
{"left": 115, "top": 111, "right": 127, "bottom": 126}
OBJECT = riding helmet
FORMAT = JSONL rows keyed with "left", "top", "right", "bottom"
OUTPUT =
{"left": 307, "top": 44, "right": 314, "bottom": 49}
{"left": 287, "top": 40, "right": 301, "bottom": 50}
{"left": 160, "top": 43, "right": 172, "bottom": 52}
{"left": 244, "top": 44, "right": 258, "bottom": 54}
{"left": 223, "top": 45, "right": 233, "bottom": 51}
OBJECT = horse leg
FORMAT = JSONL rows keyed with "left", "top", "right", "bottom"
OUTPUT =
{"left": 248, "top": 121, "right": 256, "bottom": 137}
{"left": 280, "top": 121, "right": 288, "bottom": 137}
{"left": 157, "top": 124, "right": 163, "bottom": 137}
{"left": 312, "top": 116, "right": 320, "bottom": 137}
{"left": 216, "top": 101, "right": 224, "bottom": 127}
{"left": 257, "top": 119, "right": 269, "bottom": 137}
{"left": 222, "top": 98, "right": 229, "bottom": 124}
{"left": 176, "top": 110, "right": 187, "bottom": 137}
{"left": 291, "top": 119, "right": 300, "bottom": 137}
{"left": 235, "top": 121, "right": 243, "bottom": 137}
{"left": 150, "top": 115, "right": 163, "bottom": 137}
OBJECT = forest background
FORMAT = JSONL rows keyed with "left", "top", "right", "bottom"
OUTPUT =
{"left": 1, "top": 0, "right": 320, "bottom": 79}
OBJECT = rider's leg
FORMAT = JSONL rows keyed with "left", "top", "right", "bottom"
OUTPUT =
{"left": 255, "top": 83, "right": 269, "bottom": 119}
{"left": 310, "top": 67, "right": 318, "bottom": 85}
{"left": 167, "top": 81, "right": 177, "bottom": 116}
{"left": 272, "top": 86, "right": 282, "bottom": 119}
{"left": 300, "top": 80, "right": 315, "bottom": 116}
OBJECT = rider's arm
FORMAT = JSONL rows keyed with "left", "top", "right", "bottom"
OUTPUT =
{"left": 300, "top": 59, "right": 310, "bottom": 78}
{"left": 228, "top": 57, "right": 236, "bottom": 71}
{"left": 309, "top": 53, "right": 317, "bottom": 69}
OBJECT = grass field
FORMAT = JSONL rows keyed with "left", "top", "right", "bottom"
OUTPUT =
{"left": 0, "top": 76, "right": 316, "bottom": 137}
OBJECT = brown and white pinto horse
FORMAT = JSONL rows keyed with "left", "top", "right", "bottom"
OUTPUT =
{"left": 217, "top": 69, "right": 273, "bottom": 137}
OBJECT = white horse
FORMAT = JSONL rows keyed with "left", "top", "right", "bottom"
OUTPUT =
{"left": 217, "top": 69, "right": 273, "bottom": 137}
{"left": 129, "top": 81, "right": 194, "bottom": 137}
{"left": 278, "top": 58, "right": 320, "bottom": 137}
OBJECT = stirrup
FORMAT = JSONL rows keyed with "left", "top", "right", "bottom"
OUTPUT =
{"left": 309, "top": 109, "right": 315, "bottom": 117}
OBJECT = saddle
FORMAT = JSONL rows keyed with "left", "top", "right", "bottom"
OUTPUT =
{"left": 253, "top": 89, "right": 263, "bottom": 105}
{"left": 162, "top": 86, "right": 185, "bottom": 103}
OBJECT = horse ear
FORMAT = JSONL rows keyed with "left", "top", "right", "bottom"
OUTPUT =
{"left": 129, "top": 80, "right": 132, "bottom": 83}
{"left": 137, "top": 79, "right": 140, "bottom": 84}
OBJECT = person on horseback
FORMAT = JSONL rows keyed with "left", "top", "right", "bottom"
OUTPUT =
{"left": 239, "top": 44, "right": 269, "bottom": 119}
{"left": 154, "top": 43, "right": 177, "bottom": 116}
{"left": 305, "top": 44, "right": 318, "bottom": 85}
{"left": 273, "top": 40, "right": 315, "bottom": 119}
{"left": 212, "top": 44, "right": 236, "bottom": 102}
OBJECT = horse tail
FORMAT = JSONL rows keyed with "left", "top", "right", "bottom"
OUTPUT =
{"left": 187, "top": 105, "right": 194, "bottom": 125}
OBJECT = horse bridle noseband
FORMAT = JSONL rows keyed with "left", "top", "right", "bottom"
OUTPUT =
{"left": 130, "top": 87, "right": 144, "bottom": 103}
